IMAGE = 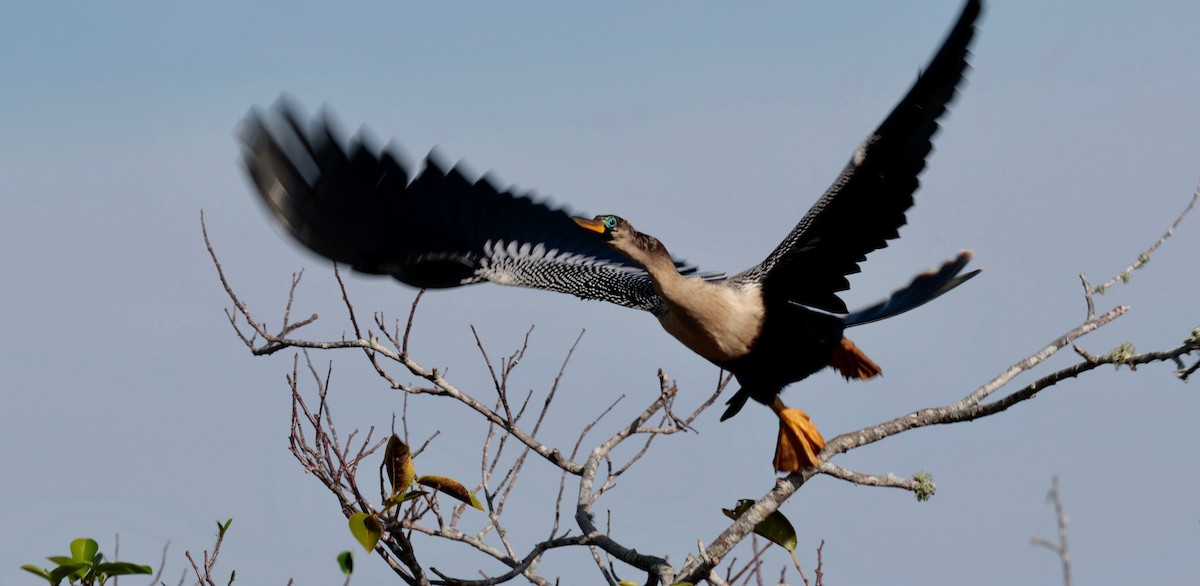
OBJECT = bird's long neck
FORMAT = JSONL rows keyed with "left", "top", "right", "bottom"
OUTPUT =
{"left": 611, "top": 231, "right": 684, "bottom": 294}
{"left": 613, "top": 228, "right": 765, "bottom": 363}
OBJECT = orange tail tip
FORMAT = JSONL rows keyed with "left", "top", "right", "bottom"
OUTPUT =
{"left": 771, "top": 400, "right": 826, "bottom": 472}
{"left": 831, "top": 337, "right": 882, "bottom": 381}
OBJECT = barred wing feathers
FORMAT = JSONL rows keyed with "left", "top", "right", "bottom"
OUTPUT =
{"left": 241, "top": 104, "right": 711, "bottom": 314}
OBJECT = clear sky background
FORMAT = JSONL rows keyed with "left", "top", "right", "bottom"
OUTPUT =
{"left": 3, "top": 1, "right": 1198, "bottom": 584}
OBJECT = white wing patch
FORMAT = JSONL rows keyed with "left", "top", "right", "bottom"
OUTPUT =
{"left": 482, "top": 239, "right": 647, "bottom": 274}
{"left": 852, "top": 139, "right": 871, "bottom": 167}
{"left": 474, "top": 238, "right": 703, "bottom": 314}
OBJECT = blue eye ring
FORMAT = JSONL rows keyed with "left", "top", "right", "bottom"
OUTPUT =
{"left": 603, "top": 216, "right": 617, "bottom": 230}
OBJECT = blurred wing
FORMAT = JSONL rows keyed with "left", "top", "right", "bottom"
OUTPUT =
{"left": 731, "top": 0, "right": 981, "bottom": 313}
{"left": 241, "top": 103, "right": 712, "bottom": 314}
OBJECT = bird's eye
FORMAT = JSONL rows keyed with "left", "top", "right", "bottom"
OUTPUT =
{"left": 603, "top": 216, "right": 617, "bottom": 230}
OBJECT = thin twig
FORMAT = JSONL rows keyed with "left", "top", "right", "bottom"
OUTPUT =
{"left": 1031, "top": 476, "right": 1072, "bottom": 586}
{"left": 1091, "top": 187, "right": 1197, "bottom": 294}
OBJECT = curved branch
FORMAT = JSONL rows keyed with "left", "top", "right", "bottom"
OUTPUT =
{"left": 575, "top": 390, "right": 678, "bottom": 582}
{"left": 1091, "top": 186, "right": 1196, "bottom": 295}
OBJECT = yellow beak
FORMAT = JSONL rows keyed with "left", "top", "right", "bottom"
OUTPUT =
{"left": 573, "top": 217, "right": 606, "bottom": 234}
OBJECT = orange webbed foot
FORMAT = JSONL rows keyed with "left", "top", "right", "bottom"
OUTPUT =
{"left": 771, "top": 398, "right": 826, "bottom": 472}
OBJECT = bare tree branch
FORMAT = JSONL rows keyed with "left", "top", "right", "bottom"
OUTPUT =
{"left": 1032, "top": 476, "right": 1072, "bottom": 586}
{"left": 1090, "top": 186, "right": 1197, "bottom": 296}
{"left": 184, "top": 522, "right": 232, "bottom": 586}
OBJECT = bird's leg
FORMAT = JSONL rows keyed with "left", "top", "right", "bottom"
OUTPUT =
{"left": 771, "top": 396, "right": 825, "bottom": 472}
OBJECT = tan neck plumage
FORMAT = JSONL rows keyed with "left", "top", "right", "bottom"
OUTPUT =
{"left": 613, "top": 232, "right": 764, "bottom": 363}
{"left": 611, "top": 233, "right": 683, "bottom": 292}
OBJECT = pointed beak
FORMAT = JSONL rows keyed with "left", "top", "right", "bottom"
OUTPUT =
{"left": 573, "top": 217, "right": 606, "bottom": 234}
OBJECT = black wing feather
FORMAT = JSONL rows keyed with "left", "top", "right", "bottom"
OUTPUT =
{"left": 241, "top": 102, "right": 712, "bottom": 313}
{"left": 731, "top": 0, "right": 982, "bottom": 313}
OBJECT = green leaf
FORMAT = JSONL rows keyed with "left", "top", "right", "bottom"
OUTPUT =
{"left": 336, "top": 551, "right": 354, "bottom": 576}
{"left": 20, "top": 565, "right": 52, "bottom": 582}
{"left": 617, "top": 582, "right": 639, "bottom": 586}
{"left": 415, "top": 475, "right": 484, "bottom": 510}
{"left": 94, "top": 562, "right": 154, "bottom": 576}
{"left": 48, "top": 563, "right": 89, "bottom": 586}
{"left": 46, "top": 556, "right": 76, "bottom": 566}
{"left": 218, "top": 518, "right": 233, "bottom": 537}
{"left": 348, "top": 512, "right": 382, "bottom": 552}
{"left": 722, "top": 499, "right": 798, "bottom": 554}
{"left": 70, "top": 538, "right": 99, "bottom": 564}
{"left": 384, "top": 434, "right": 416, "bottom": 495}
{"left": 387, "top": 489, "right": 428, "bottom": 508}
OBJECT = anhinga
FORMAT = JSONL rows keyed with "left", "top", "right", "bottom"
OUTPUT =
{"left": 241, "top": 0, "right": 983, "bottom": 472}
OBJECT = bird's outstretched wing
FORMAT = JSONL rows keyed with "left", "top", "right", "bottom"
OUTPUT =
{"left": 731, "top": 0, "right": 982, "bottom": 313}
{"left": 241, "top": 103, "right": 710, "bottom": 314}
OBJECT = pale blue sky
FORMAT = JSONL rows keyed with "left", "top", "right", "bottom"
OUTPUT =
{"left": 2, "top": 1, "right": 1198, "bottom": 584}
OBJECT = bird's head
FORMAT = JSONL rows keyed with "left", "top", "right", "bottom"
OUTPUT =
{"left": 573, "top": 214, "right": 629, "bottom": 243}
{"left": 574, "top": 214, "right": 668, "bottom": 266}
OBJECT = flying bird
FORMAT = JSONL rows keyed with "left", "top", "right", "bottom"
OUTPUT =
{"left": 241, "top": 0, "right": 983, "bottom": 472}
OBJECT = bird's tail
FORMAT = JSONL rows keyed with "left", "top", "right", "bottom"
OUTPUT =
{"left": 842, "top": 251, "right": 980, "bottom": 328}
{"left": 829, "top": 337, "right": 882, "bottom": 381}
{"left": 720, "top": 388, "right": 752, "bottom": 422}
